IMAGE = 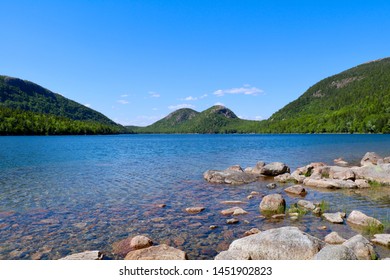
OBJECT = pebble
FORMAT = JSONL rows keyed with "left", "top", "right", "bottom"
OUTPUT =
{"left": 226, "top": 218, "right": 239, "bottom": 224}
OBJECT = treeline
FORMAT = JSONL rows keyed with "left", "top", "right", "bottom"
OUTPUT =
{"left": 0, "top": 106, "right": 127, "bottom": 135}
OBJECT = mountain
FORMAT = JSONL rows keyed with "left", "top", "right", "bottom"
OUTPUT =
{"left": 0, "top": 75, "right": 125, "bottom": 135}
{"left": 134, "top": 105, "right": 260, "bottom": 133}
{"left": 260, "top": 58, "right": 390, "bottom": 133}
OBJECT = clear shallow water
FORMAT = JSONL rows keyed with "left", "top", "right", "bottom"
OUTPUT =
{"left": 0, "top": 134, "right": 389, "bottom": 259}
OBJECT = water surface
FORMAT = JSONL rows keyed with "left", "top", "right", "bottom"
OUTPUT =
{"left": 0, "top": 134, "right": 389, "bottom": 259}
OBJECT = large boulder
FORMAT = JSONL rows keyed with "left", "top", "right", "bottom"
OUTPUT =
{"left": 360, "top": 152, "right": 382, "bottom": 166}
{"left": 352, "top": 164, "right": 390, "bottom": 185}
{"left": 346, "top": 210, "right": 383, "bottom": 229}
{"left": 124, "top": 244, "right": 188, "bottom": 260}
{"left": 259, "top": 194, "right": 286, "bottom": 213}
{"left": 343, "top": 235, "right": 377, "bottom": 260}
{"left": 303, "top": 178, "right": 357, "bottom": 189}
{"left": 260, "top": 162, "right": 290, "bottom": 176}
{"left": 313, "top": 245, "right": 357, "bottom": 260}
{"left": 216, "top": 226, "right": 325, "bottom": 260}
{"left": 203, "top": 166, "right": 259, "bottom": 185}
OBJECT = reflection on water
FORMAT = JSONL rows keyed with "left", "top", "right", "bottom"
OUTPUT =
{"left": 0, "top": 135, "right": 389, "bottom": 259}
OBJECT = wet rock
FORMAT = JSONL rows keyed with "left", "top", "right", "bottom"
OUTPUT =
{"left": 259, "top": 194, "right": 286, "bottom": 213}
{"left": 322, "top": 212, "right": 346, "bottom": 224}
{"left": 124, "top": 244, "right": 188, "bottom": 260}
{"left": 112, "top": 235, "right": 153, "bottom": 257}
{"left": 317, "top": 226, "right": 327, "bottom": 230}
{"left": 156, "top": 204, "right": 167, "bottom": 208}
{"left": 209, "top": 225, "right": 218, "bottom": 230}
{"left": 343, "top": 235, "right": 377, "bottom": 260}
{"left": 313, "top": 245, "right": 357, "bottom": 260}
{"left": 244, "top": 228, "right": 261, "bottom": 236}
{"left": 220, "top": 200, "right": 246, "bottom": 205}
{"left": 346, "top": 210, "right": 383, "bottom": 229}
{"left": 324, "top": 232, "right": 347, "bottom": 244}
{"left": 59, "top": 251, "right": 103, "bottom": 260}
{"left": 271, "top": 214, "right": 285, "bottom": 219}
{"left": 204, "top": 166, "right": 259, "bottom": 185}
{"left": 222, "top": 226, "right": 325, "bottom": 260}
{"left": 232, "top": 208, "right": 248, "bottom": 216}
{"left": 185, "top": 207, "right": 205, "bottom": 214}
{"left": 284, "top": 185, "right": 307, "bottom": 196}
{"left": 221, "top": 207, "right": 242, "bottom": 216}
{"left": 297, "top": 200, "right": 316, "bottom": 210}
{"left": 371, "top": 234, "right": 390, "bottom": 247}
{"left": 261, "top": 162, "right": 290, "bottom": 176}
{"left": 226, "top": 218, "right": 239, "bottom": 224}
{"left": 215, "top": 250, "right": 251, "bottom": 260}
{"left": 360, "top": 152, "right": 382, "bottom": 166}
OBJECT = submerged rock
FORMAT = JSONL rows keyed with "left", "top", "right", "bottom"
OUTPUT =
{"left": 215, "top": 226, "right": 325, "bottom": 260}
{"left": 112, "top": 235, "right": 153, "bottom": 257}
{"left": 185, "top": 207, "right": 205, "bottom": 214}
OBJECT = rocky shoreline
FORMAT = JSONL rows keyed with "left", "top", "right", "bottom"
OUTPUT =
{"left": 59, "top": 152, "right": 390, "bottom": 260}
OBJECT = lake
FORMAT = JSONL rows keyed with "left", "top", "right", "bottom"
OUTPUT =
{"left": 0, "top": 134, "right": 389, "bottom": 259}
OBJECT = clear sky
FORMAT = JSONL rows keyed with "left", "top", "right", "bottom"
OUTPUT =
{"left": 1, "top": 0, "right": 390, "bottom": 126}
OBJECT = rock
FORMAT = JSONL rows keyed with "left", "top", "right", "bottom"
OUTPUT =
{"left": 228, "top": 165, "right": 244, "bottom": 172}
{"left": 274, "top": 173, "right": 295, "bottom": 183}
{"left": 112, "top": 235, "right": 153, "bottom": 257}
{"left": 329, "top": 166, "right": 355, "bottom": 180}
{"left": 247, "top": 161, "right": 266, "bottom": 175}
{"left": 313, "top": 245, "right": 357, "bottom": 260}
{"left": 266, "top": 183, "right": 277, "bottom": 189}
{"left": 284, "top": 185, "right": 307, "bottom": 196}
{"left": 220, "top": 200, "right": 246, "bottom": 205}
{"left": 355, "top": 179, "right": 371, "bottom": 188}
{"left": 244, "top": 228, "right": 261, "bottom": 236}
{"left": 346, "top": 210, "right": 383, "bottom": 229}
{"left": 322, "top": 212, "right": 346, "bottom": 224}
{"left": 215, "top": 250, "right": 251, "bottom": 260}
{"left": 324, "top": 232, "right": 347, "bottom": 244}
{"left": 232, "top": 208, "right": 248, "bottom": 216}
{"left": 303, "top": 178, "right": 357, "bottom": 189}
{"left": 124, "top": 244, "right": 188, "bottom": 260}
{"left": 334, "top": 157, "right": 349, "bottom": 167}
{"left": 371, "top": 234, "right": 390, "bottom": 247}
{"left": 261, "top": 162, "right": 290, "bottom": 176}
{"left": 291, "top": 170, "right": 306, "bottom": 183}
{"left": 224, "top": 226, "right": 325, "bottom": 260}
{"left": 156, "top": 204, "right": 166, "bottom": 208}
{"left": 297, "top": 200, "right": 316, "bottom": 210}
{"left": 271, "top": 214, "right": 285, "bottom": 219}
{"left": 317, "top": 226, "right": 327, "bottom": 230}
{"left": 361, "top": 152, "right": 382, "bottom": 166}
{"left": 312, "top": 207, "right": 322, "bottom": 215}
{"left": 185, "top": 207, "right": 205, "bottom": 214}
{"left": 59, "top": 251, "right": 103, "bottom": 260}
{"left": 203, "top": 167, "right": 259, "bottom": 185}
{"left": 259, "top": 194, "right": 286, "bottom": 213}
{"left": 209, "top": 225, "right": 218, "bottom": 230}
{"left": 221, "top": 207, "right": 242, "bottom": 215}
{"left": 343, "top": 235, "right": 377, "bottom": 260}
{"left": 226, "top": 218, "right": 239, "bottom": 224}
{"left": 352, "top": 164, "right": 390, "bottom": 184}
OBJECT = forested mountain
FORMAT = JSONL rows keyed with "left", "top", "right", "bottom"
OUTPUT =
{"left": 133, "top": 105, "right": 260, "bottom": 133}
{"left": 0, "top": 75, "right": 125, "bottom": 135}
{"left": 260, "top": 58, "right": 390, "bottom": 133}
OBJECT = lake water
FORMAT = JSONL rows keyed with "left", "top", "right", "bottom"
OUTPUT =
{"left": 0, "top": 134, "right": 389, "bottom": 259}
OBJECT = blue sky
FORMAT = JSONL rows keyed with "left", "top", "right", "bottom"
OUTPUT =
{"left": 1, "top": 0, "right": 390, "bottom": 126}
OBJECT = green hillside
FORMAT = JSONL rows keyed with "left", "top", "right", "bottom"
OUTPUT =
{"left": 0, "top": 75, "right": 125, "bottom": 135}
{"left": 134, "top": 105, "right": 260, "bottom": 133}
{"left": 260, "top": 58, "right": 390, "bottom": 133}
